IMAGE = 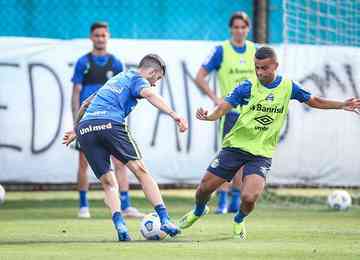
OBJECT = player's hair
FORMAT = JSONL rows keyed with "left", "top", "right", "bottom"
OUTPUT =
{"left": 229, "top": 11, "right": 250, "bottom": 28}
{"left": 255, "top": 46, "right": 277, "bottom": 60}
{"left": 90, "top": 21, "right": 109, "bottom": 33}
{"left": 138, "top": 54, "right": 166, "bottom": 75}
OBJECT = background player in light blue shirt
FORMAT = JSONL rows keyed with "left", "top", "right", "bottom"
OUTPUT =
{"left": 64, "top": 54, "right": 187, "bottom": 241}
{"left": 71, "top": 21, "right": 143, "bottom": 219}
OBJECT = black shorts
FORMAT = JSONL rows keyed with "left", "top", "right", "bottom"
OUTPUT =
{"left": 76, "top": 119, "right": 142, "bottom": 179}
{"left": 207, "top": 147, "right": 272, "bottom": 182}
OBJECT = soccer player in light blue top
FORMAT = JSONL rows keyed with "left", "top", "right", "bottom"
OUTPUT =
{"left": 63, "top": 54, "right": 187, "bottom": 241}
{"left": 71, "top": 21, "right": 143, "bottom": 219}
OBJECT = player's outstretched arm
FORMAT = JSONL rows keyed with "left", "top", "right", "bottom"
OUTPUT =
{"left": 196, "top": 101, "right": 233, "bottom": 121}
{"left": 140, "top": 88, "right": 188, "bottom": 132}
{"left": 306, "top": 96, "right": 360, "bottom": 112}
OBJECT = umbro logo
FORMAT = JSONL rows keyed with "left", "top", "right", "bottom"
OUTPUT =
{"left": 255, "top": 115, "right": 274, "bottom": 126}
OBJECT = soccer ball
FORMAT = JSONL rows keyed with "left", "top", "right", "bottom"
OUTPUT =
{"left": 140, "top": 213, "right": 167, "bottom": 240}
{"left": 0, "top": 184, "right": 5, "bottom": 205}
{"left": 327, "top": 190, "right": 352, "bottom": 211}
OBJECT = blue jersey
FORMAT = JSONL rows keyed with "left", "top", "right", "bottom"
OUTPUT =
{"left": 71, "top": 54, "right": 124, "bottom": 104}
{"left": 202, "top": 43, "right": 247, "bottom": 73}
{"left": 225, "top": 76, "right": 311, "bottom": 107}
{"left": 81, "top": 70, "right": 150, "bottom": 124}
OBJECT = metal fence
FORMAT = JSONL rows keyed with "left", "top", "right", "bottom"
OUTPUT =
{"left": 0, "top": 0, "right": 254, "bottom": 40}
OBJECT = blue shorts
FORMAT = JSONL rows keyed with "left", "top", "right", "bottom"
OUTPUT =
{"left": 222, "top": 111, "right": 240, "bottom": 139}
{"left": 76, "top": 119, "right": 142, "bottom": 179}
{"left": 207, "top": 147, "right": 272, "bottom": 182}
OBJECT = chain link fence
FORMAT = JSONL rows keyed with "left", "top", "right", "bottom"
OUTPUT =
{"left": 283, "top": 0, "right": 360, "bottom": 47}
{"left": 0, "top": 0, "right": 254, "bottom": 40}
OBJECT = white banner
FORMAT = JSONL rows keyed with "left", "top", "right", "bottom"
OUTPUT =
{"left": 0, "top": 38, "right": 359, "bottom": 186}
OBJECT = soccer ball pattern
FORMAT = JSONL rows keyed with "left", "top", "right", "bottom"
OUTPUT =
{"left": 327, "top": 190, "right": 352, "bottom": 211}
{"left": 140, "top": 213, "right": 167, "bottom": 240}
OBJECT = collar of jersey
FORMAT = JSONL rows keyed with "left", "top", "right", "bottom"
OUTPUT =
{"left": 263, "top": 75, "right": 282, "bottom": 89}
{"left": 230, "top": 41, "right": 247, "bottom": 54}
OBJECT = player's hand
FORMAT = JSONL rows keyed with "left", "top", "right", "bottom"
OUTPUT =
{"left": 213, "top": 97, "right": 223, "bottom": 106}
{"left": 62, "top": 130, "right": 77, "bottom": 146}
{"left": 196, "top": 107, "right": 209, "bottom": 121}
{"left": 174, "top": 116, "right": 188, "bottom": 133}
{"left": 342, "top": 98, "right": 360, "bottom": 113}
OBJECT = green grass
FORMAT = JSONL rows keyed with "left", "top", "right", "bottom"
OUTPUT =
{"left": 0, "top": 190, "right": 359, "bottom": 260}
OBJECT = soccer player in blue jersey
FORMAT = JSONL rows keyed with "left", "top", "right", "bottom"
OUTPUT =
{"left": 63, "top": 54, "right": 187, "bottom": 241}
{"left": 195, "top": 12, "right": 256, "bottom": 214}
{"left": 179, "top": 46, "right": 360, "bottom": 239}
{"left": 71, "top": 21, "right": 143, "bottom": 219}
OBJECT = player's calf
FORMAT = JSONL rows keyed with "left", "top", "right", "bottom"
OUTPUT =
{"left": 240, "top": 191, "right": 260, "bottom": 213}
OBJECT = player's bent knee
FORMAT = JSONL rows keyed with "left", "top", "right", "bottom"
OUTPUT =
{"left": 127, "top": 160, "right": 149, "bottom": 176}
{"left": 241, "top": 193, "right": 258, "bottom": 204}
{"left": 198, "top": 181, "right": 215, "bottom": 195}
{"left": 102, "top": 180, "right": 119, "bottom": 191}
{"left": 100, "top": 172, "right": 117, "bottom": 187}
{"left": 197, "top": 184, "right": 207, "bottom": 194}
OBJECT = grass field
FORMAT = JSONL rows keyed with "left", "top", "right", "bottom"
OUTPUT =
{"left": 0, "top": 189, "right": 359, "bottom": 260}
